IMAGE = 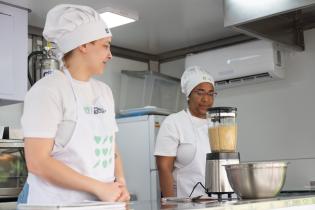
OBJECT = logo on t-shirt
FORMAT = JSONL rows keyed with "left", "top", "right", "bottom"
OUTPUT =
{"left": 84, "top": 106, "right": 107, "bottom": 115}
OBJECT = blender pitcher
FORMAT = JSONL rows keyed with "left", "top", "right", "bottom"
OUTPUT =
{"left": 207, "top": 107, "right": 237, "bottom": 152}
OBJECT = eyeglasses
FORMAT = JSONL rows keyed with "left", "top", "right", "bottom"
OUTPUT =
{"left": 192, "top": 90, "right": 218, "bottom": 97}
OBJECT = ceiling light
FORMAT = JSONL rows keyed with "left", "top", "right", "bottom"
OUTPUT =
{"left": 99, "top": 7, "right": 138, "bottom": 29}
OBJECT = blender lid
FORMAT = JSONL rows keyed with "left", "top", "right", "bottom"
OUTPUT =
{"left": 207, "top": 152, "right": 240, "bottom": 160}
{"left": 207, "top": 107, "right": 237, "bottom": 113}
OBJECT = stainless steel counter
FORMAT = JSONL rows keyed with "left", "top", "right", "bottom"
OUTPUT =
{"left": 133, "top": 195, "right": 315, "bottom": 210}
{"left": 2, "top": 195, "right": 315, "bottom": 210}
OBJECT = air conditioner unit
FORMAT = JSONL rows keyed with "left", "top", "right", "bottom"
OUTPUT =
{"left": 185, "top": 40, "right": 286, "bottom": 90}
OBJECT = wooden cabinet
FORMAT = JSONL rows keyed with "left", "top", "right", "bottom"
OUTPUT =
{"left": 0, "top": 2, "right": 29, "bottom": 106}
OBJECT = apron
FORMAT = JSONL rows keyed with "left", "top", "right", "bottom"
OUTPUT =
{"left": 174, "top": 110, "right": 210, "bottom": 198}
{"left": 18, "top": 69, "right": 117, "bottom": 205}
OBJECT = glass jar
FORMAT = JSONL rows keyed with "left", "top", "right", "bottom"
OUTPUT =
{"left": 207, "top": 107, "right": 237, "bottom": 152}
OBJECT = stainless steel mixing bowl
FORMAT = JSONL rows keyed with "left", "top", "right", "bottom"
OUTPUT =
{"left": 224, "top": 161, "right": 288, "bottom": 199}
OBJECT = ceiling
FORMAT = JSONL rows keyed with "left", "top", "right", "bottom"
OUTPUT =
{"left": 3, "top": 0, "right": 239, "bottom": 54}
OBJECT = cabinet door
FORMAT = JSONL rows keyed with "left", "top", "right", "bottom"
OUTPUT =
{"left": 0, "top": 12, "right": 14, "bottom": 96}
{"left": 0, "top": 3, "right": 28, "bottom": 104}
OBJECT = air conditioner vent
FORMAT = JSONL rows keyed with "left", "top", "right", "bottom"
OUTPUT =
{"left": 215, "top": 72, "right": 276, "bottom": 89}
{"left": 216, "top": 81, "right": 228, "bottom": 86}
{"left": 229, "top": 78, "right": 242, "bottom": 84}
{"left": 243, "top": 76, "right": 255, "bottom": 81}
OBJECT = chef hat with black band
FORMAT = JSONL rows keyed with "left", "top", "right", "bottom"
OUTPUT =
{"left": 43, "top": 4, "right": 112, "bottom": 54}
{"left": 181, "top": 66, "right": 215, "bottom": 100}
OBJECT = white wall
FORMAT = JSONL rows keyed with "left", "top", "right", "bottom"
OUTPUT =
{"left": 160, "top": 58, "right": 185, "bottom": 79}
{"left": 159, "top": 28, "right": 315, "bottom": 190}
{"left": 213, "top": 30, "right": 315, "bottom": 161}
{"left": 160, "top": 58, "right": 187, "bottom": 111}
{"left": 214, "top": 29, "right": 315, "bottom": 190}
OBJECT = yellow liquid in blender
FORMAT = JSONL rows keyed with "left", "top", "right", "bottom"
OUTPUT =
{"left": 209, "top": 125, "right": 237, "bottom": 152}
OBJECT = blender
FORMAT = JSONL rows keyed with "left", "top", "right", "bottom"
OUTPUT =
{"left": 205, "top": 107, "right": 240, "bottom": 200}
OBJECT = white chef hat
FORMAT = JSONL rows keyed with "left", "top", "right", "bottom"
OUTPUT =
{"left": 43, "top": 4, "right": 112, "bottom": 54}
{"left": 181, "top": 66, "right": 215, "bottom": 99}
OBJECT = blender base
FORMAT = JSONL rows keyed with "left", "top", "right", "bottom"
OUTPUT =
{"left": 206, "top": 191, "right": 235, "bottom": 201}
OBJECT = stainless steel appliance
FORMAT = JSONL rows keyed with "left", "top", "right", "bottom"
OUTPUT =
{"left": 205, "top": 152, "right": 240, "bottom": 199}
{"left": 205, "top": 107, "right": 240, "bottom": 200}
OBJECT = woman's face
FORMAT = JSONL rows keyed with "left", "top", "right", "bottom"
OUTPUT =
{"left": 188, "top": 82, "right": 215, "bottom": 118}
{"left": 84, "top": 37, "right": 112, "bottom": 75}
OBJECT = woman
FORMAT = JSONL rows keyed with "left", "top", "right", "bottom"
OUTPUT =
{"left": 17, "top": 4, "right": 130, "bottom": 204}
{"left": 154, "top": 66, "right": 216, "bottom": 198}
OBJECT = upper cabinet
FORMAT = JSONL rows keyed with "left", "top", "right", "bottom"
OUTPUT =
{"left": 0, "top": 2, "right": 29, "bottom": 106}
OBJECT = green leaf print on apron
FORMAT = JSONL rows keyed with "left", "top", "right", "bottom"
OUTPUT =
{"left": 93, "top": 135, "right": 114, "bottom": 169}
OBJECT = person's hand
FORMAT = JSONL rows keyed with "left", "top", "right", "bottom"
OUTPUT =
{"left": 115, "top": 178, "right": 130, "bottom": 202}
{"left": 117, "top": 185, "right": 130, "bottom": 202}
{"left": 93, "top": 182, "right": 123, "bottom": 202}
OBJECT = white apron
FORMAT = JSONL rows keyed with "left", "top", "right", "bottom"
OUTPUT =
{"left": 26, "top": 69, "right": 117, "bottom": 204}
{"left": 173, "top": 110, "right": 210, "bottom": 198}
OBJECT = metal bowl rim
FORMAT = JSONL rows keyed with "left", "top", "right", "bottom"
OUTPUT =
{"left": 224, "top": 161, "right": 288, "bottom": 169}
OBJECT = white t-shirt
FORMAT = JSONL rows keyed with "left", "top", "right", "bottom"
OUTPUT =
{"left": 154, "top": 109, "right": 210, "bottom": 197}
{"left": 154, "top": 110, "right": 209, "bottom": 158}
{"left": 21, "top": 70, "right": 117, "bottom": 150}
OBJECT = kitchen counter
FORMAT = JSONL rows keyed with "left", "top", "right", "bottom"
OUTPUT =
{"left": 2, "top": 195, "right": 315, "bottom": 210}
{"left": 133, "top": 195, "right": 315, "bottom": 210}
